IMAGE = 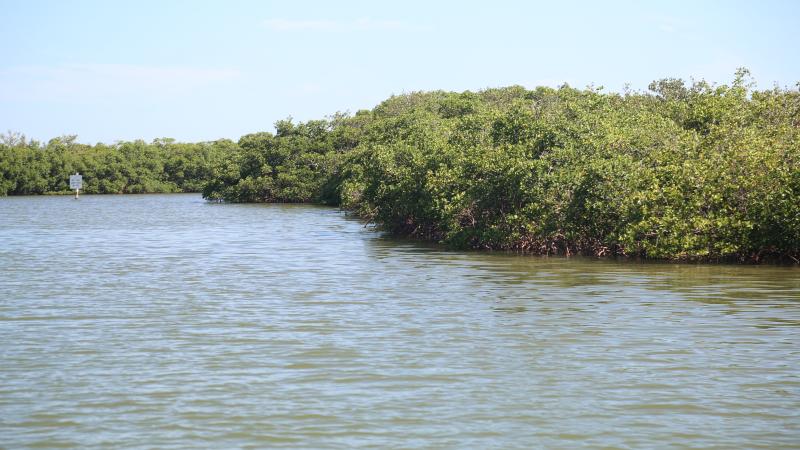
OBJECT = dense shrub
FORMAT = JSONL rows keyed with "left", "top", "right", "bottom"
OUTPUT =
{"left": 332, "top": 71, "right": 799, "bottom": 262}
{"left": 0, "top": 135, "right": 229, "bottom": 195}
{"left": 4, "top": 70, "right": 798, "bottom": 261}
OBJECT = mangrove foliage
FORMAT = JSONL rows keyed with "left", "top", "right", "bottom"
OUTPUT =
{"left": 0, "top": 135, "right": 231, "bottom": 195}
{"left": 2, "top": 70, "right": 798, "bottom": 262}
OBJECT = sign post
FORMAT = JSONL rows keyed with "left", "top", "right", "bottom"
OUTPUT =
{"left": 69, "top": 173, "right": 83, "bottom": 199}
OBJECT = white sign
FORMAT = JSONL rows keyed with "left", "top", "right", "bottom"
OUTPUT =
{"left": 69, "top": 174, "right": 83, "bottom": 190}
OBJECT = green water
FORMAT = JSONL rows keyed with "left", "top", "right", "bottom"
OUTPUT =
{"left": 1, "top": 194, "right": 798, "bottom": 448}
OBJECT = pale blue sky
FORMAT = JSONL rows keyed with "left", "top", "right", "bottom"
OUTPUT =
{"left": 1, "top": 0, "right": 798, "bottom": 143}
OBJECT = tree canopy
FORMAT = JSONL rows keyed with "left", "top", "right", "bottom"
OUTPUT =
{"left": 3, "top": 71, "right": 798, "bottom": 262}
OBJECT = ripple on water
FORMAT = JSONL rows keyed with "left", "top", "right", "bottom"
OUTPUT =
{"left": 1, "top": 194, "right": 799, "bottom": 449}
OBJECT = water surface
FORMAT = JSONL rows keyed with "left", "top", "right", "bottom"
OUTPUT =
{"left": 1, "top": 194, "right": 799, "bottom": 448}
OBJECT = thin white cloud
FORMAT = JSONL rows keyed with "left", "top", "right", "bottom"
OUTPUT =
{"left": 658, "top": 24, "right": 675, "bottom": 33}
{"left": 264, "top": 17, "right": 407, "bottom": 32}
{"left": 0, "top": 63, "right": 240, "bottom": 102}
{"left": 652, "top": 15, "right": 694, "bottom": 36}
{"left": 297, "top": 82, "right": 323, "bottom": 95}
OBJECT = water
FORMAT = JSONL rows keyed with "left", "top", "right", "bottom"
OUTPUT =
{"left": 1, "top": 194, "right": 799, "bottom": 449}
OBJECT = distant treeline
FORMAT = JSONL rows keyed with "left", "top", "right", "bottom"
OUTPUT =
{"left": 3, "top": 70, "right": 799, "bottom": 261}
{"left": 0, "top": 135, "right": 233, "bottom": 195}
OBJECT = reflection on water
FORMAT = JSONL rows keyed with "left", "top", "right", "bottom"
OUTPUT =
{"left": 1, "top": 194, "right": 799, "bottom": 449}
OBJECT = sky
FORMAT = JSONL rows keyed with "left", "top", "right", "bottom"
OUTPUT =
{"left": 1, "top": 0, "right": 798, "bottom": 144}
